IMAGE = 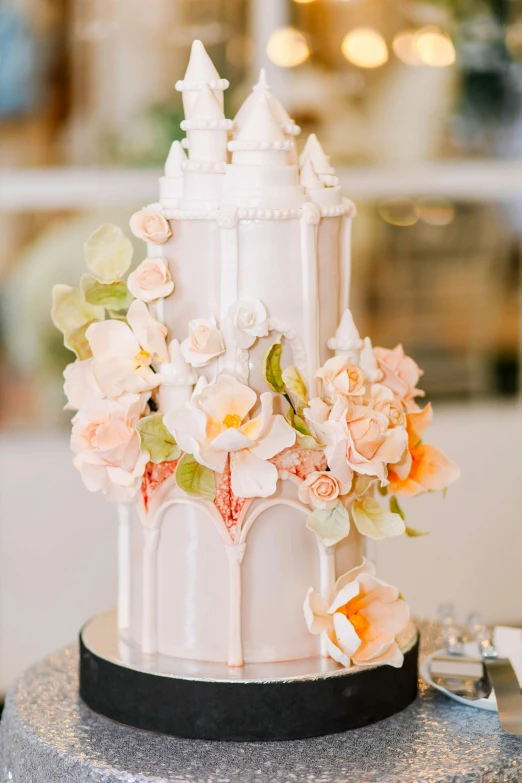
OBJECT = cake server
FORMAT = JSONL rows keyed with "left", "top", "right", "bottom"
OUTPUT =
{"left": 468, "top": 613, "right": 522, "bottom": 735}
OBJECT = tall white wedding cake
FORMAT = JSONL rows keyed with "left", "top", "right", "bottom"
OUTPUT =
{"left": 53, "top": 41, "right": 458, "bottom": 678}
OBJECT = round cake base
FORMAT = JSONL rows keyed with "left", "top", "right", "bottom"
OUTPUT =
{"left": 79, "top": 611, "right": 419, "bottom": 741}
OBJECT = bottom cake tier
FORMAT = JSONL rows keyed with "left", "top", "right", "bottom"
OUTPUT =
{"left": 79, "top": 610, "right": 419, "bottom": 741}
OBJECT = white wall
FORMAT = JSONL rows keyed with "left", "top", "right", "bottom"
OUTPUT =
{"left": 1, "top": 403, "right": 521, "bottom": 695}
{"left": 0, "top": 435, "right": 116, "bottom": 695}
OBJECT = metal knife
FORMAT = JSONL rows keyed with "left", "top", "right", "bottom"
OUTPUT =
{"left": 468, "top": 613, "right": 522, "bottom": 735}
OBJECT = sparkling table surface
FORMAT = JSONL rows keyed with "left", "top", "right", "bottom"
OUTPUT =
{"left": 1, "top": 621, "right": 522, "bottom": 783}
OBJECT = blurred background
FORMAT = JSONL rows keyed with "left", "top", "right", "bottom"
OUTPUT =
{"left": 1, "top": 0, "right": 522, "bottom": 697}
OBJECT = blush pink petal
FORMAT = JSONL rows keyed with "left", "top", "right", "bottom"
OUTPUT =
{"left": 230, "top": 449, "right": 279, "bottom": 498}
{"left": 248, "top": 414, "right": 296, "bottom": 461}
{"left": 360, "top": 599, "right": 410, "bottom": 635}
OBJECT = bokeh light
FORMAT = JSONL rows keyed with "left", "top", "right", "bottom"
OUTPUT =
{"left": 341, "top": 28, "right": 388, "bottom": 69}
{"left": 266, "top": 27, "right": 310, "bottom": 68}
{"left": 392, "top": 30, "right": 423, "bottom": 66}
{"left": 293, "top": 0, "right": 317, "bottom": 4}
{"left": 415, "top": 29, "right": 456, "bottom": 67}
{"left": 378, "top": 198, "right": 418, "bottom": 227}
{"left": 415, "top": 197, "right": 456, "bottom": 226}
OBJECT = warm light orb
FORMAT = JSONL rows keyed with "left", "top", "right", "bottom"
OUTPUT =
{"left": 415, "top": 197, "right": 455, "bottom": 226}
{"left": 266, "top": 27, "right": 310, "bottom": 68}
{"left": 378, "top": 198, "right": 418, "bottom": 227}
{"left": 293, "top": 0, "right": 317, "bottom": 4}
{"left": 415, "top": 29, "right": 456, "bottom": 67}
{"left": 392, "top": 30, "right": 423, "bottom": 66}
{"left": 341, "top": 28, "right": 388, "bottom": 69}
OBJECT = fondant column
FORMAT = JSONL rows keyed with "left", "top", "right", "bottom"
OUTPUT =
{"left": 218, "top": 206, "right": 240, "bottom": 374}
{"left": 226, "top": 543, "right": 246, "bottom": 667}
{"left": 318, "top": 543, "right": 336, "bottom": 658}
{"left": 141, "top": 527, "right": 161, "bottom": 654}
{"left": 339, "top": 198, "right": 356, "bottom": 313}
{"left": 299, "top": 203, "right": 322, "bottom": 395}
{"left": 117, "top": 503, "right": 132, "bottom": 631}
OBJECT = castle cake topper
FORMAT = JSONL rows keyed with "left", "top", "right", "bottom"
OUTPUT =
{"left": 52, "top": 41, "right": 459, "bottom": 689}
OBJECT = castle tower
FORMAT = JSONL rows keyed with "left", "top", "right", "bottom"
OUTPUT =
{"left": 159, "top": 140, "right": 187, "bottom": 204}
{"left": 299, "top": 133, "right": 339, "bottom": 187}
{"left": 234, "top": 69, "right": 300, "bottom": 164}
{"left": 228, "top": 93, "right": 293, "bottom": 168}
{"left": 175, "top": 39, "right": 229, "bottom": 119}
{"left": 180, "top": 84, "right": 232, "bottom": 165}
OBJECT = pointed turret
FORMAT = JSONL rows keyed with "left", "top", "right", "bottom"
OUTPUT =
{"left": 180, "top": 83, "right": 233, "bottom": 165}
{"left": 360, "top": 337, "right": 383, "bottom": 383}
{"left": 165, "top": 140, "right": 187, "bottom": 178}
{"left": 175, "top": 39, "right": 230, "bottom": 119}
{"left": 300, "top": 134, "right": 339, "bottom": 186}
{"left": 300, "top": 159, "right": 324, "bottom": 191}
{"left": 234, "top": 69, "right": 300, "bottom": 139}
{"left": 327, "top": 309, "right": 363, "bottom": 362}
{"left": 228, "top": 93, "right": 293, "bottom": 166}
{"left": 158, "top": 339, "right": 198, "bottom": 413}
{"left": 159, "top": 141, "right": 187, "bottom": 203}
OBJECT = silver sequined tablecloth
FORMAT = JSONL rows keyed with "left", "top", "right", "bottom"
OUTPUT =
{"left": 1, "top": 620, "right": 522, "bottom": 783}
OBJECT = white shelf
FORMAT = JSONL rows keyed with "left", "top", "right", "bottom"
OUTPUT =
{"left": 1, "top": 160, "right": 522, "bottom": 211}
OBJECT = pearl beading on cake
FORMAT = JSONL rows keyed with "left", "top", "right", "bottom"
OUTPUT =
{"left": 227, "top": 139, "right": 294, "bottom": 152}
{"left": 181, "top": 159, "right": 227, "bottom": 173}
{"left": 160, "top": 201, "right": 354, "bottom": 222}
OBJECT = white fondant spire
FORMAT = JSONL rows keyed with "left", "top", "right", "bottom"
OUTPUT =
{"left": 158, "top": 339, "right": 198, "bottom": 413}
{"left": 327, "top": 309, "right": 363, "bottom": 362}
{"left": 300, "top": 159, "right": 324, "bottom": 190}
{"left": 237, "top": 93, "right": 285, "bottom": 143}
{"left": 300, "top": 134, "right": 339, "bottom": 186}
{"left": 184, "top": 40, "right": 220, "bottom": 84}
{"left": 165, "top": 140, "right": 187, "bottom": 177}
{"left": 175, "top": 39, "right": 229, "bottom": 119}
{"left": 234, "top": 69, "right": 300, "bottom": 138}
{"left": 360, "top": 337, "right": 383, "bottom": 383}
{"left": 191, "top": 83, "right": 225, "bottom": 121}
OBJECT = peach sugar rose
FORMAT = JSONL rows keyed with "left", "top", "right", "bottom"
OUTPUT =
{"left": 130, "top": 209, "right": 172, "bottom": 245}
{"left": 127, "top": 257, "right": 174, "bottom": 303}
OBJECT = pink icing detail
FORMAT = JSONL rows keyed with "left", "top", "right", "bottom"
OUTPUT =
{"left": 141, "top": 460, "right": 178, "bottom": 511}
{"left": 271, "top": 446, "right": 327, "bottom": 480}
{"left": 214, "top": 466, "right": 247, "bottom": 534}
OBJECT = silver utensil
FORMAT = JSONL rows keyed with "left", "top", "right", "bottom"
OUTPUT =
{"left": 431, "top": 604, "right": 490, "bottom": 700}
{"left": 438, "top": 602, "right": 465, "bottom": 656}
{"left": 467, "top": 613, "right": 522, "bottom": 735}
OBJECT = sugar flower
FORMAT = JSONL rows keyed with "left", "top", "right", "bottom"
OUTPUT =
{"left": 71, "top": 393, "right": 149, "bottom": 502}
{"left": 127, "top": 257, "right": 174, "bottom": 303}
{"left": 388, "top": 403, "right": 460, "bottom": 496}
{"left": 315, "top": 356, "right": 365, "bottom": 403}
{"left": 130, "top": 209, "right": 172, "bottom": 245}
{"left": 373, "top": 344, "right": 424, "bottom": 411}
{"left": 305, "top": 397, "right": 408, "bottom": 485}
{"left": 298, "top": 471, "right": 350, "bottom": 510}
{"left": 87, "top": 300, "right": 168, "bottom": 397}
{"left": 304, "top": 558, "right": 410, "bottom": 668}
{"left": 228, "top": 297, "right": 269, "bottom": 349}
{"left": 63, "top": 358, "right": 104, "bottom": 411}
{"left": 164, "top": 373, "right": 296, "bottom": 498}
{"left": 181, "top": 317, "right": 225, "bottom": 368}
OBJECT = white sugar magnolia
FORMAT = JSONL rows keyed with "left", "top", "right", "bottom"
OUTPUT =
{"left": 304, "top": 558, "right": 410, "bottom": 668}
{"left": 71, "top": 392, "right": 149, "bottom": 502}
{"left": 164, "top": 374, "right": 296, "bottom": 498}
{"left": 228, "top": 297, "right": 269, "bottom": 348}
{"left": 86, "top": 299, "right": 168, "bottom": 397}
{"left": 63, "top": 358, "right": 104, "bottom": 411}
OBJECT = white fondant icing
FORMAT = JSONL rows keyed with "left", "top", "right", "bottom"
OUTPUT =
{"left": 117, "top": 503, "right": 132, "bottom": 631}
{"left": 175, "top": 40, "right": 228, "bottom": 118}
{"left": 327, "top": 309, "right": 363, "bottom": 362}
{"left": 123, "top": 41, "right": 365, "bottom": 667}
